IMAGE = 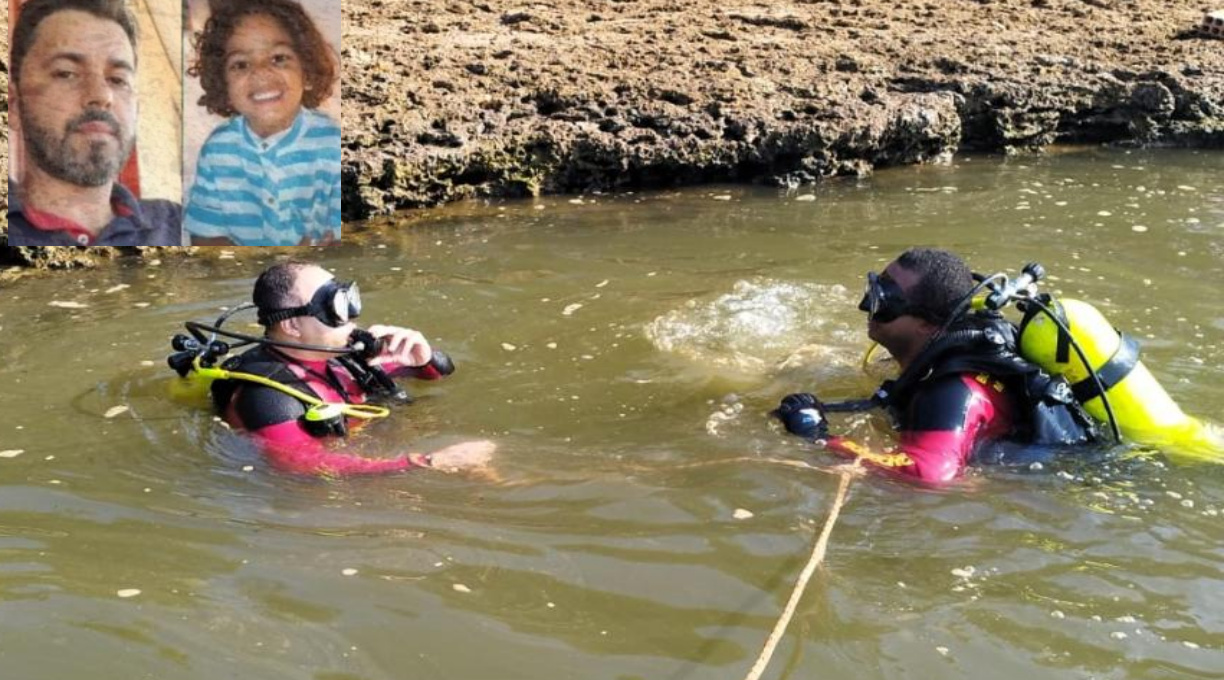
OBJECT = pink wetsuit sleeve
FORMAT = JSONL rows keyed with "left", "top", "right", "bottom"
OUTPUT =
{"left": 822, "top": 375, "right": 1011, "bottom": 484}
{"left": 892, "top": 375, "right": 1008, "bottom": 482}
{"left": 892, "top": 430, "right": 974, "bottom": 483}
{"left": 383, "top": 360, "right": 444, "bottom": 380}
{"left": 250, "top": 420, "right": 421, "bottom": 476}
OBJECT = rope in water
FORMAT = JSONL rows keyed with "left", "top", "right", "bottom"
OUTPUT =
{"left": 743, "top": 461, "right": 860, "bottom": 680}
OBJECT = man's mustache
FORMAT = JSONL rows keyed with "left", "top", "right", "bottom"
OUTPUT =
{"left": 68, "top": 110, "right": 122, "bottom": 137}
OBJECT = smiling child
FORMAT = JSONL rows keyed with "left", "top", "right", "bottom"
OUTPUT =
{"left": 184, "top": 0, "right": 340, "bottom": 246}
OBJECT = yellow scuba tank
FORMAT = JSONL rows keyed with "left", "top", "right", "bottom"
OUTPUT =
{"left": 168, "top": 371, "right": 216, "bottom": 405}
{"left": 167, "top": 333, "right": 218, "bottom": 405}
{"left": 1017, "top": 297, "right": 1223, "bottom": 462}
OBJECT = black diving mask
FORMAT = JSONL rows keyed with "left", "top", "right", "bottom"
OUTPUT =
{"left": 259, "top": 280, "right": 362, "bottom": 328}
{"left": 858, "top": 271, "right": 912, "bottom": 323}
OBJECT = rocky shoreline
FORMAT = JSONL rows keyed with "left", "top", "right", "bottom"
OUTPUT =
{"left": 3, "top": 0, "right": 1222, "bottom": 269}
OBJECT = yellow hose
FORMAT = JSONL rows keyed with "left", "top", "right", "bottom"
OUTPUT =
{"left": 192, "top": 357, "right": 389, "bottom": 420}
{"left": 860, "top": 341, "right": 882, "bottom": 372}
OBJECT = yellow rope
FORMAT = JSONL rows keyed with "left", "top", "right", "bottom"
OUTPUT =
{"left": 830, "top": 438, "right": 913, "bottom": 468}
{"left": 744, "top": 461, "right": 860, "bottom": 680}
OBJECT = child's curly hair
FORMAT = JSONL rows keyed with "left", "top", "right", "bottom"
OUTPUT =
{"left": 189, "top": 0, "right": 336, "bottom": 117}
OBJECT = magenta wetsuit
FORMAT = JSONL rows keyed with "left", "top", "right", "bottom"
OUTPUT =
{"left": 218, "top": 348, "right": 446, "bottom": 476}
{"left": 827, "top": 372, "right": 1017, "bottom": 484}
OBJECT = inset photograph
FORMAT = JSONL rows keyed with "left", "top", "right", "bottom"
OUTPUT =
{"left": 7, "top": 0, "right": 183, "bottom": 246}
{"left": 183, "top": 0, "right": 340, "bottom": 247}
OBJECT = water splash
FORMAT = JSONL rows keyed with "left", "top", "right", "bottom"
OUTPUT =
{"left": 644, "top": 278, "right": 860, "bottom": 373}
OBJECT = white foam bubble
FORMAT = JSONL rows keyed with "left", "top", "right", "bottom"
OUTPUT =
{"left": 644, "top": 278, "right": 858, "bottom": 372}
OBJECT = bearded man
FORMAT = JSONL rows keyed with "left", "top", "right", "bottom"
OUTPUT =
{"left": 7, "top": 0, "right": 181, "bottom": 246}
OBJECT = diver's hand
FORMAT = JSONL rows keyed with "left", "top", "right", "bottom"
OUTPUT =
{"left": 365, "top": 324, "right": 432, "bottom": 367}
{"left": 773, "top": 392, "right": 830, "bottom": 440}
{"left": 427, "top": 440, "right": 496, "bottom": 472}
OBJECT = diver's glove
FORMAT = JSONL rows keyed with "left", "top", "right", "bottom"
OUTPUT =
{"left": 773, "top": 392, "right": 829, "bottom": 440}
{"left": 426, "top": 350, "right": 455, "bottom": 376}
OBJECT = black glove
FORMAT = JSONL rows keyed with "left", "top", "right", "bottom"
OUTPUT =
{"left": 773, "top": 392, "right": 829, "bottom": 440}
{"left": 427, "top": 350, "right": 456, "bottom": 376}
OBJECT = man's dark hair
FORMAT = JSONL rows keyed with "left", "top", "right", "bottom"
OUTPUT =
{"left": 11, "top": 0, "right": 139, "bottom": 86}
{"left": 189, "top": 0, "right": 338, "bottom": 117}
{"left": 895, "top": 248, "right": 975, "bottom": 325}
{"left": 253, "top": 261, "right": 311, "bottom": 325}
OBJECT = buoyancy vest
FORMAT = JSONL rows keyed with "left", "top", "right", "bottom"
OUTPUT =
{"left": 209, "top": 341, "right": 455, "bottom": 416}
{"left": 876, "top": 312, "right": 1099, "bottom": 447}
{"left": 209, "top": 345, "right": 329, "bottom": 414}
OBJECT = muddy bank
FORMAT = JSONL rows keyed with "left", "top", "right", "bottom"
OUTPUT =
{"left": 3, "top": 0, "right": 1222, "bottom": 268}
{"left": 339, "top": 0, "right": 1223, "bottom": 219}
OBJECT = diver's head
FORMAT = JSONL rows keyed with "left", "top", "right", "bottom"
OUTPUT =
{"left": 254, "top": 261, "right": 359, "bottom": 359}
{"left": 860, "top": 248, "right": 973, "bottom": 369}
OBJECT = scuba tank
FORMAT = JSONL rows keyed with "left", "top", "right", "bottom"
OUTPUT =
{"left": 979, "top": 263, "right": 1224, "bottom": 463}
{"left": 167, "top": 332, "right": 225, "bottom": 404}
{"left": 1016, "top": 296, "right": 1223, "bottom": 462}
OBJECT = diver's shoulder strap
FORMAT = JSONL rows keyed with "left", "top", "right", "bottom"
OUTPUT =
{"left": 210, "top": 346, "right": 321, "bottom": 410}
{"left": 232, "top": 381, "right": 310, "bottom": 430}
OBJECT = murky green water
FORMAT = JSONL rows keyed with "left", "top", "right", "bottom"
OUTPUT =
{"left": 2, "top": 148, "right": 1222, "bottom": 680}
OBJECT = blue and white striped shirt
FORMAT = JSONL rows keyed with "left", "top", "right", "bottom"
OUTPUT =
{"left": 185, "top": 109, "right": 341, "bottom": 246}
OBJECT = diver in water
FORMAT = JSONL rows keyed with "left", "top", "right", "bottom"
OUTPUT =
{"left": 189, "top": 261, "right": 494, "bottom": 476}
{"left": 773, "top": 248, "right": 1096, "bottom": 483}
